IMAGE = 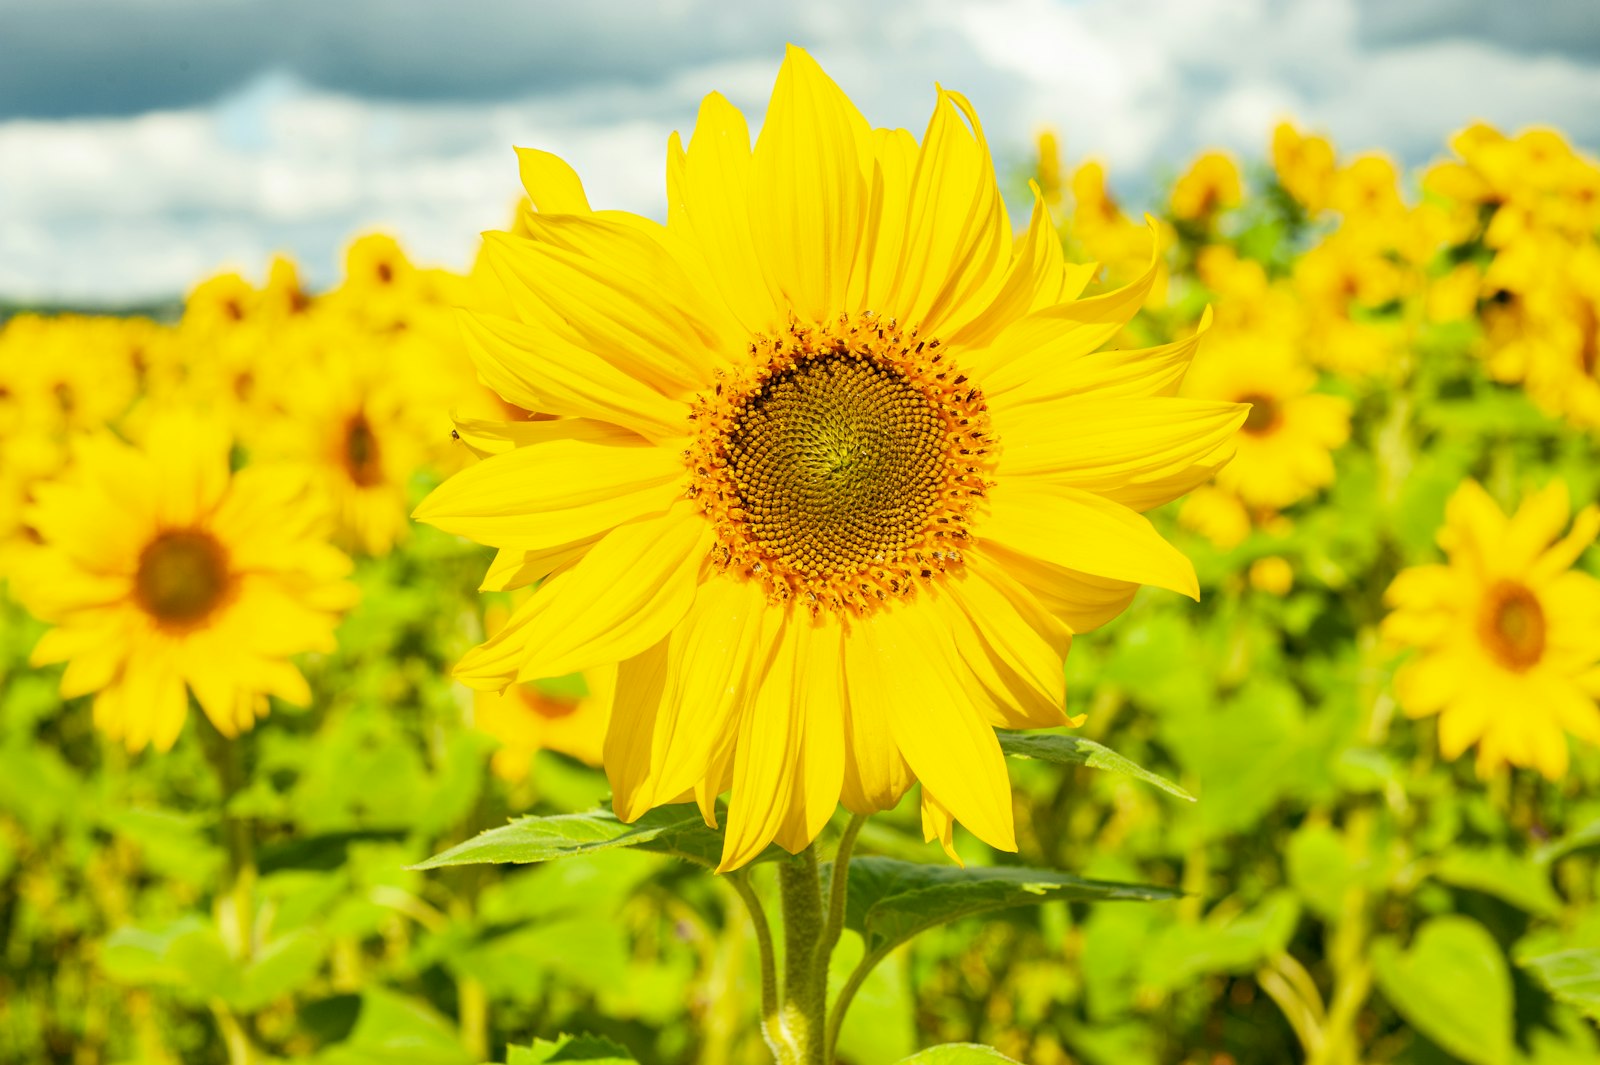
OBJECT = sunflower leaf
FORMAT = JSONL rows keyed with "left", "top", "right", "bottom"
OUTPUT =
{"left": 412, "top": 805, "right": 704, "bottom": 869}
{"left": 1515, "top": 929, "right": 1600, "bottom": 1022}
{"left": 996, "top": 731, "right": 1194, "bottom": 801}
{"left": 839, "top": 856, "right": 1180, "bottom": 957}
{"left": 412, "top": 803, "right": 785, "bottom": 870}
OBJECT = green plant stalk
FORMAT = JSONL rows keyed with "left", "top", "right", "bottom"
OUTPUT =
{"left": 729, "top": 869, "right": 781, "bottom": 1058}
{"left": 775, "top": 848, "right": 827, "bottom": 1065}
{"left": 199, "top": 715, "right": 259, "bottom": 1065}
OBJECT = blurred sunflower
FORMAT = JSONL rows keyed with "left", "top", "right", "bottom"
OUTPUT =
{"left": 1180, "top": 330, "right": 1349, "bottom": 512}
{"left": 415, "top": 46, "right": 1245, "bottom": 869}
{"left": 1170, "top": 151, "right": 1242, "bottom": 224}
{"left": 1271, "top": 121, "right": 1336, "bottom": 214}
{"left": 261, "top": 330, "right": 436, "bottom": 556}
{"left": 1383, "top": 480, "right": 1600, "bottom": 779}
{"left": 16, "top": 415, "right": 356, "bottom": 752}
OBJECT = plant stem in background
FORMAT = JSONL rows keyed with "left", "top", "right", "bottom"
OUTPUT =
{"left": 198, "top": 714, "right": 259, "bottom": 1065}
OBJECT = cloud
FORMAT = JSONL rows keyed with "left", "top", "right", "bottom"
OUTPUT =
{"left": 0, "top": 0, "right": 813, "bottom": 119}
{"left": 1355, "top": 0, "right": 1600, "bottom": 61}
{"left": 3, "top": 0, "right": 1599, "bottom": 303}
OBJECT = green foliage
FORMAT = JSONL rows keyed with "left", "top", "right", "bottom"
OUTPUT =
{"left": 995, "top": 731, "right": 1195, "bottom": 800}
{"left": 841, "top": 857, "right": 1179, "bottom": 957}
{"left": 1371, "top": 917, "right": 1515, "bottom": 1065}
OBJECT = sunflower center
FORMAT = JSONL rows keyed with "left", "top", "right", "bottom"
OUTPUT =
{"left": 1239, "top": 392, "right": 1281, "bottom": 435}
{"left": 1479, "top": 579, "right": 1546, "bottom": 671}
{"left": 135, "top": 529, "right": 231, "bottom": 628}
{"left": 691, "top": 314, "right": 991, "bottom": 614}
{"left": 343, "top": 413, "right": 383, "bottom": 487}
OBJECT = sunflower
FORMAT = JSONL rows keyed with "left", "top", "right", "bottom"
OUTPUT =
{"left": 415, "top": 47, "right": 1246, "bottom": 869}
{"left": 258, "top": 328, "right": 438, "bottom": 556}
{"left": 15, "top": 415, "right": 357, "bottom": 752}
{"left": 1170, "top": 151, "right": 1242, "bottom": 224}
{"left": 1180, "top": 328, "right": 1349, "bottom": 513}
{"left": 1383, "top": 480, "right": 1600, "bottom": 779}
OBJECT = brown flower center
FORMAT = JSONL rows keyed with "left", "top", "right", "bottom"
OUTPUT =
{"left": 1479, "top": 579, "right": 1546, "bottom": 671}
{"left": 690, "top": 314, "right": 991, "bottom": 615}
{"left": 135, "top": 529, "right": 231, "bottom": 628}
{"left": 1240, "top": 392, "right": 1281, "bottom": 435}
{"left": 343, "top": 413, "right": 383, "bottom": 487}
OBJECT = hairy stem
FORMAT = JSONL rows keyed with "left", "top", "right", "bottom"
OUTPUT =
{"left": 776, "top": 848, "right": 827, "bottom": 1064}
{"left": 728, "top": 869, "right": 781, "bottom": 1059}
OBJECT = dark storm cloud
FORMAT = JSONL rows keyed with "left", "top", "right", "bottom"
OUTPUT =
{"left": 1355, "top": 0, "right": 1600, "bottom": 60}
{"left": 0, "top": 0, "right": 805, "bottom": 119}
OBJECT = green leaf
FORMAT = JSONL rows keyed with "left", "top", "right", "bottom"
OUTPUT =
{"left": 1370, "top": 916, "right": 1514, "bottom": 1065}
{"left": 506, "top": 1033, "right": 638, "bottom": 1063}
{"left": 1433, "top": 846, "right": 1562, "bottom": 916}
{"left": 413, "top": 805, "right": 704, "bottom": 869}
{"left": 996, "top": 731, "right": 1194, "bottom": 801}
{"left": 415, "top": 803, "right": 784, "bottom": 870}
{"left": 235, "top": 929, "right": 327, "bottom": 1012}
{"left": 1286, "top": 823, "right": 1356, "bottom": 921}
{"left": 842, "top": 857, "right": 1179, "bottom": 956}
{"left": 893, "top": 1045, "right": 1022, "bottom": 1063}
{"left": 1139, "top": 891, "right": 1301, "bottom": 992}
{"left": 1515, "top": 940, "right": 1600, "bottom": 1022}
{"left": 314, "top": 988, "right": 473, "bottom": 1065}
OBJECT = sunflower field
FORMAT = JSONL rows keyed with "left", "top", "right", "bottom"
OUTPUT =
{"left": 4, "top": 50, "right": 1600, "bottom": 1065}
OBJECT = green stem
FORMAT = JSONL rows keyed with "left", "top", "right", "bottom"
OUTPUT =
{"left": 825, "top": 944, "right": 891, "bottom": 1062}
{"left": 728, "top": 869, "right": 781, "bottom": 1058}
{"left": 776, "top": 848, "right": 827, "bottom": 1065}
{"left": 199, "top": 716, "right": 259, "bottom": 1065}
{"left": 818, "top": 815, "right": 866, "bottom": 974}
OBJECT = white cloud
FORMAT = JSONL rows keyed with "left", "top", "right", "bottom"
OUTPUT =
{"left": 2, "top": 0, "right": 1599, "bottom": 303}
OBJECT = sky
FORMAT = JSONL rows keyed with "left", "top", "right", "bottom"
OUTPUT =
{"left": 2, "top": 0, "right": 1599, "bottom": 305}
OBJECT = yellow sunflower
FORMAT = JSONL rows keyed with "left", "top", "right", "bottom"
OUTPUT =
{"left": 1383, "top": 480, "right": 1600, "bottom": 779}
{"left": 15, "top": 414, "right": 357, "bottom": 752}
{"left": 1170, "top": 151, "right": 1242, "bottom": 224}
{"left": 1180, "top": 329, "right": 1349, "bottom": 512}
{"left": 415, "top": 47, "right": 1246, "bottom": 869}
{"left": 259, "top": 328, "right": 437, "bottom": 556}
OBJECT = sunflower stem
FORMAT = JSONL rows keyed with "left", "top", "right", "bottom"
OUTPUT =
{"left": 198, "top": 714, "right": 260, "bottom": 1065}
{"left": 818, "top": 815, "right": 865, "bottom": 977}
{"left": 728, "top": 869, "right": 781, "bottom": 1058}
{"left": 774, "top": 847, "right": 827, "bottom": 1065}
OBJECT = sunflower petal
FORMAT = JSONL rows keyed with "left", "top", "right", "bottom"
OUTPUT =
{"left": 985, "top": 482, "right": 1199, "bottom": 600}
{"left": 457, "top": 310, "right": 690, "bottom": 440}
{"left": 672, "top": 93, "right": 783, "bottom": 333}
{"left": 413, "top": 436, "right": 683, "bottom": 550}
{"left": 455, "top": 506, "right": 710, "bottom": 685}
{"left": 882, "top": 89, "right": 1010, "bottom": 336}
{"left": 749, "top": 45, "right": 869, "bottom": 323}
{"left": 970, "top": 223, "right": 1161, "bottom": 393}
{"left": 516, "top": 147, "right": 592, "bottom": 214}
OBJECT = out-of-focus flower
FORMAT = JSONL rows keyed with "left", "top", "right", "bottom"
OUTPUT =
{"left": 16, "top": 415, "right": 356, "bottom": 752}
{"left": 1383, "top": 480, "right": 1600, "bottom": 779}
{"left": 1272, "top": 121, "right": 1336, "bottom": 214}
{"left": 1170, "top": 151, "right": 1242, "bottom": 223}
{"left": 1181, "top": 330, "right": 1350, "bottom": 512}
